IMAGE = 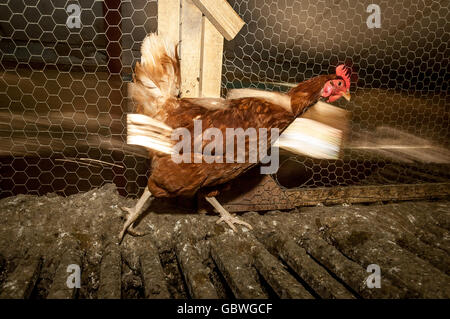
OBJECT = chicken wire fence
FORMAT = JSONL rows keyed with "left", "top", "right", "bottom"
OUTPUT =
{"left": 0, "top": 0, "right": 449, "bottom": 199}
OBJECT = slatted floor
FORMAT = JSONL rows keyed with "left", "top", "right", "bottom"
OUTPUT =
{"left": 0, "top": 183, "right": 449, "bottom": 299}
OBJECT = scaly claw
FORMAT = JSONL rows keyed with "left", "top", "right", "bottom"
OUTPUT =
{"left": 216, "top": 213, "right": 253, "bottom": 232}
{"left": 121, "top": 206, "right": 133, "bottom": 215}
{"left": 205, "top": 196, "right": 253, "bottom": 232}
{"left": 119, "top": 206, "right": 146, "bottom": 242}
{"left": 118, "top": 188, "right": 152, "bottom": 243}
{"left": 121, "top": 206, "right": 145, "bottom": 236}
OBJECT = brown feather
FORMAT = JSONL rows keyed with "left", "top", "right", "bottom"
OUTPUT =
{"left": 129, "top": 33, "right": 342, "bottom": 199}
{"left": 146, "top": 90, "right": 328, "bottom": 198}
{"left": 288, "top": 74, "right": 336, "bottom": 116}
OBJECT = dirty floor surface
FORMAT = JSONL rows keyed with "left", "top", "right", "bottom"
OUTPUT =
{"left": 0, "top": 184, "right": 449, "bottom": 299}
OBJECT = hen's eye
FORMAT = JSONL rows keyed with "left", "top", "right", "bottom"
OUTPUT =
{"left": 337, "top": 81, "right": 342, "bottom": 86}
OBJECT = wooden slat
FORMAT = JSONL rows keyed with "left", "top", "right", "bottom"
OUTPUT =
{"left": 326, "top": 222, "right": 450, "bottom": 298}
{"left": 47, "top": 244, "right": 83, "bottom": 299}
{"left": 287, "top": 182, "right": 450, "bottom": 206}
{"left": 255, "top": 232, "right": 354, "bottom": 299}
{"left": 176, "top": 242, "right": 218, "bottom": 298}
{"left": 210, "top": 235, "right": 267, "bottom": 298}
{"left": 180, "top": 0, "right": 203, "bottom": 97}
{"left": 200, "top": 16, "right": 224, "bottom": 98}
{"left": 214, "top": 170, "right": 450, "bottom": 212}
{"left": 0, "top": 257, "right": 42, "bottom": 299}
{"left": 137, "top": 239, "right": 171, "bottom": 299}
{"left": 192, "top": 0, "right": 244, "bottom": 40}
{"left": 252, "top": 243, "right": 314, "bottom": 299}
{"left": 296, "top": 236, "right": 407, "bottom": 298}
{"left": 158, "top": 0, "right": 180, "bottom": 45}
{"left": 98, "top": 243, "right": 121, "bottom": 299}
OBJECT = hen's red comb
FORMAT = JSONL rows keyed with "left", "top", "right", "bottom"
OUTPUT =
{"left": 336, "top": 65, "right": 351, "bottom": 89}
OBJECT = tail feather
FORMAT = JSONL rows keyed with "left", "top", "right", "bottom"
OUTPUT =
{"left": 130, "top": 33, "right": 180, "bottom": 121}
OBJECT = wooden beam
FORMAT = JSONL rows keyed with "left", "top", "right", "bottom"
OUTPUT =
{"left": 221, "top": 182, "right": 450, "bottom": 212}
{"left": 0, "top": 257, "right": 42, "bottom": 299}
{"left": 199, "top": 169, "right": 450, "bottom": 212}
{"left": 286, "top": 183, "right": 450, "bottom": 207}
{"left": 192, "top": 0, "right": 244, "bottom": 41}
{"left": 180, "top": 0, "right": 203, "bottom": 97}
{"left": 158, "top": 0, "right": 180, "bottom": 45}
{"left": 200, "top": 16, "right": 224, "bottom": 98}
{"left": 216, "top": 182, "right": 450, "bottom": 212}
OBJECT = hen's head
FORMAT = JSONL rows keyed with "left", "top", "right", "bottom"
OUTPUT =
{"left": 322, "top": 65, "right": 351, "bottom": 102}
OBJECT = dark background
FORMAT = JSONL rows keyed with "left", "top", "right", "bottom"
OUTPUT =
{"left": 0, "top": 0, "right": 449, "bottom": 198}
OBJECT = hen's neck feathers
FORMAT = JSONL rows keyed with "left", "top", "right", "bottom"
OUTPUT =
{"left": 288, "top": 74, "right": 336, "bottom": 117}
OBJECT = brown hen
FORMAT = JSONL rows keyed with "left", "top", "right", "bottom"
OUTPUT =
{"left": 120, "top": 34, "right": 351, "bottom": 241}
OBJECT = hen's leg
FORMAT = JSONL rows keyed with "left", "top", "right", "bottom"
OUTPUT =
{"left": 205, "top": 196, "right": 253, "bottom": 231}
{"left": 119, "top": 187, "right": 152, "bottom": 243}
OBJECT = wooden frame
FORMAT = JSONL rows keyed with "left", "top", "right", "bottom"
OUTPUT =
{"left": 158, "top": 0, "right": 244, "bottom": 98}
{"left": 212, "top": 174, "right": 450, "bottom": 213}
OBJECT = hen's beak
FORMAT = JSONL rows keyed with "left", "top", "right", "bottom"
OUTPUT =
{"left": 342, "top": 91, "right": 351, "bottom": 101}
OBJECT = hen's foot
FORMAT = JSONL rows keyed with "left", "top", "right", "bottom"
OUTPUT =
{"left": 120, "top": 207, "right": 146, "bottom": 238}
{"left": 118, "top": 188, "right": 152, "bottom": 243}
{"left": 205, "top": 196, "right": 253, "bottom": 232}
{"left": 215, "top": 211, "right": 253, "bottom": 232}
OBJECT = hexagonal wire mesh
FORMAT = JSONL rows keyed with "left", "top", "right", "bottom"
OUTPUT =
{"left": 0, "top": 0, "right": 449, "bottom": 198}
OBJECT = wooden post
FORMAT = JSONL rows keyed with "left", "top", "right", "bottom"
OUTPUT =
{"left": 158, "top": 0, "right": 180, "bottom": 45}
{"left": 192, "top": 0, "right": 245, "bottom": 40}
{"left": 200, "top": 16, "right": 224, "bottom": 98}
{"left": 157, "top": 0, "right": 244, "bottom": 98}
{"left": 180, "top": 0, "right": 203, "bottom": 98}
